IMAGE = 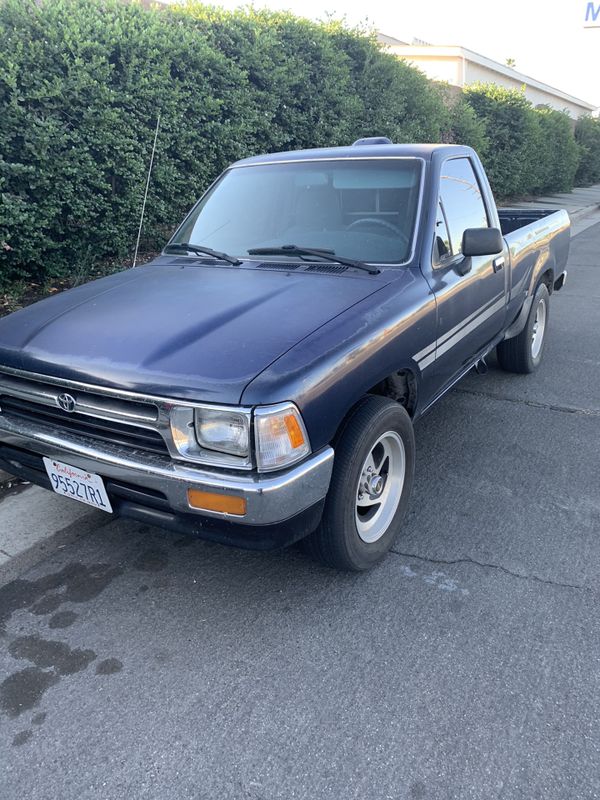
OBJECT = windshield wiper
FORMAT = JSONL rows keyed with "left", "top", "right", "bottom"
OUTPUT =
{"left": 164, "top": 242, "right": 242, "bottom": 266}
{"left": 247, "top": 245, "right": 380, "bottom": 275}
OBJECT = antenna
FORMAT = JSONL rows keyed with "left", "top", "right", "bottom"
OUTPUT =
{"left": 132, "top": 113, "right": 161, "bottom": 268}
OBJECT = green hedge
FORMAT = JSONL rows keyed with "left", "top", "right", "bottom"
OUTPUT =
{"left": 0, "top": 0, "right": 260, "bottom": 289}
{"left": 0, "top": 0, "right": 594, "bottom": 291}
{"left": 575, "top": 116, "right": 600, "bottom": 186}
{"left": 463, "top": 84, "right": 580, "bottom": 198}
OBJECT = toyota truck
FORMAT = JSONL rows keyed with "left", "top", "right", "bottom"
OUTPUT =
{"left": 0, "top": 139, "right": 570, "bottom": 570}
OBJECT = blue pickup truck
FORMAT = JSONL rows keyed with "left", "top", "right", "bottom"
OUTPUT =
{"left": 0, "top": 139, "right": 570, "bottom": 570}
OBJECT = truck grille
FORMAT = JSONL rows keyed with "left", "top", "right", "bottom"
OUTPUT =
{"left": 0, "top": 371, "right": 169, "bottom": 456}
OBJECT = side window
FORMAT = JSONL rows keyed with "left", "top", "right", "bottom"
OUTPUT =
{"left": 433, "top": 201, "right": 451, "bottom": 265}
{"left": 439, "top": 158, "right": 489, "bottom": 257}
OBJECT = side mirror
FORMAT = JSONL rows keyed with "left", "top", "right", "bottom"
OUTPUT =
{"left": 462, "top": 227, "right": 503, "bottom": 257}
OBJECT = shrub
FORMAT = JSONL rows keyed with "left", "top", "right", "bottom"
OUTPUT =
{"left": 436, "top": 85, "right": 489, "bottom": 156}
{"left": 324, "top": 24, "right": 449, "bottom": 143}
{"left": 0, "top": 0, "right": 593, "bottom": 291}
{"left": 536, "top": 106, "right": 580, "bottom": 193}
{"left": 0, "top": 0, "right": 258, "bottom": 289}
{"left": 575, "top": 116, "right": 600, "bottom": 186}
{"left": 463, "top": 84, "right": 544, "bottom": 199}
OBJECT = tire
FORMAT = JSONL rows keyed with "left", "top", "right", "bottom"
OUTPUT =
{"left": 303, "top": 395, "right": 415, "bottom": 571}
{"left": 497, "top": 282, "right": 550, "bottom": 374}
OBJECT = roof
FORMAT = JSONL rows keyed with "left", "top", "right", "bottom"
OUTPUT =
{"left": 380, "top": 38, "right": 597, "bottom": 112}
{"left": 232, "top": 143, "right": 471, "bottom": 167}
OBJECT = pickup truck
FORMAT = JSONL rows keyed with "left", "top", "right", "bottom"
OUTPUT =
{"left": 0, "top": 139, "right": 570, "bottom": 570}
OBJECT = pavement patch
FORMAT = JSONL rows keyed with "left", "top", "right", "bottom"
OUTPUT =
{"left": 132, "top": 547, "right": 169, "bottom": 572}
{"left": 0, "top": 666, "right": 60, "bottom": 718}
{"left": 9, "top": 635, "right": 96, "bottom": 676}
{"left": 0, "top": 487, "right": 108, "bottom": 587}
{"left": 0, "top": 558, "right": 126, "bottom": 727}
{"left": 391, "top": 557, "right": 471, "bottom": 595}
{"left": 48, "top": 610, "right": 78, "bottom": 629}
{"left": 0, "top": 561, "right": 123, "bottom": 633}
{"left": 12, "top": 729, "right": 33, "bottom": 747}
{"left": 95, "top": 657, "right": 123, "bottom": 676}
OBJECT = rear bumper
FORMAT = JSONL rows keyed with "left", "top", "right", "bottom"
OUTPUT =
{"left": 0, "top": 414, "right": 334, "bottom": 549}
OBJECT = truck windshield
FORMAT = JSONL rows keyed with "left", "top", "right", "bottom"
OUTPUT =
{"left": 171, "top": 159, "right": 423, "bottom": 265}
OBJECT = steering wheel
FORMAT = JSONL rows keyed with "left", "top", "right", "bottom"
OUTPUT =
{"left": 347, "top": 217, "right": 409, "bottom": 247}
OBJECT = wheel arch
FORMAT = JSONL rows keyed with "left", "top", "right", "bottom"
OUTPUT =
{"left": 367, "top": 368, "right": 418, "bottom": 417}
{"left": 330, "top": 368, "right": 418, "bottom": 446}
{"left": 529, "top": 255, "right": 556, "bottom": 296}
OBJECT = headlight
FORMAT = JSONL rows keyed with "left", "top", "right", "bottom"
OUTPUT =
{"left": 194, "top": 407, "right": 249, "bottom": 457}
{"left": 168, "top": 402, "right": 309, "bottom": 472}
{"left": 169, "top": 405, "right": 252, "bottom": 468}
{"left": 254, "top": 402, "right": 310, "bottom": 472}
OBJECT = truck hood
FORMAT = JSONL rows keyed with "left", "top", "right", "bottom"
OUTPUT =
{"left": 0, "top": 260, "right": 389, "bottom": 403}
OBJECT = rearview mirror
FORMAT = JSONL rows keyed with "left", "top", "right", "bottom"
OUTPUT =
{"left": 462, "top": 227, "right": 503, "bottom": 257}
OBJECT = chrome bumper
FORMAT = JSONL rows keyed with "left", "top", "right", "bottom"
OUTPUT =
{"left": 0, "top": 414, "right": 334, "bottom": 526}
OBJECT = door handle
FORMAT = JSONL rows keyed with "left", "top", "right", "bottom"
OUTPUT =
{"left": 493, "top": 257, "right": 505, "bottom": 272}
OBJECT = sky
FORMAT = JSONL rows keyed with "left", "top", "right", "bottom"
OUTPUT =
{"left": 206, "top": 0, "right": 600, "bottom": 108}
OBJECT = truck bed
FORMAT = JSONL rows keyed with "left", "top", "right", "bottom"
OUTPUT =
{"left": 498, "top": 208, "right": 560, "bottom": 235}
{"left": 499, "top": 208, "right": 570, "bottom": 312}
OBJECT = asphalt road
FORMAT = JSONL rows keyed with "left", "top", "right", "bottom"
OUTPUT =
{"left": 1, "top": 221, "right": 600, "bottom": 800}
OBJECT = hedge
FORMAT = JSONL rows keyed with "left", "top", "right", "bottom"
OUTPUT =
{"left": 575, "top": 116, "right": 600, "bottom": 186}
{"left": 463, "top": 84, "right": 580, "bottom": 197}
{"left": 0, "top": 0, "right": 595, "bottom": 291}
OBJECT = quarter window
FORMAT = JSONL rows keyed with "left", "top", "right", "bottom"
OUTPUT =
{"left": 439, "top": 158, "right": 489, "bottom": 257}
{"left": 433, "top": 201, "right": 451, "bottom": 264}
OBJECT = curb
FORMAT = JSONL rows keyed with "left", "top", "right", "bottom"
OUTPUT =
{"left": 570, "top": 203, "right": 600, "bottom": 221}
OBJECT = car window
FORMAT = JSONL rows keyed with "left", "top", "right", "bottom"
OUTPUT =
{"left": 173, "top": 159, "right": 423, "bottom": 264}
{"left": 433, "top": 201, "right": 451, "bottom": 265}
{"left": 439, "top": 158, "right": 489, "bottom": 257}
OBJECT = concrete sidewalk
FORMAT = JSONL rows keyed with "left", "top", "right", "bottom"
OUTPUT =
{"left": 501, "top": 182, "right": 600, "bottom": 220}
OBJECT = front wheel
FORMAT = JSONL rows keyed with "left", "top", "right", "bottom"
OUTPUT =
{"left": 497, "top": 282, "right": 550, "bottom": 374}
{"left": 303, "top": 396, "right": 415, "bottom": 571}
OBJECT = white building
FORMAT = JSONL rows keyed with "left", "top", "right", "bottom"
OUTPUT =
{"left": 378, "top": 34, "right": 597, "bottom": 119}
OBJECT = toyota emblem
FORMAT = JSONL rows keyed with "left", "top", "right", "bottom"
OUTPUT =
{"left": 57, "top": 393, "right": 77, "bottom": 413}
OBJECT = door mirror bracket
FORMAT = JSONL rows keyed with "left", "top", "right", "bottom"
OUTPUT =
{"left": 454, "top": 256, "right": 472, "bottom": 276}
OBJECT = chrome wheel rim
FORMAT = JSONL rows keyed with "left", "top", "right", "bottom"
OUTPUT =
{"left": 531, "top": 297, "right": 547, "bottom": 359}
{"left": 355, "top": 431, "right": 406, "bottom": 544}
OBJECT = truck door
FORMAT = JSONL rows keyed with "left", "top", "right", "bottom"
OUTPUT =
{"left": 422, "top": 156, "right": 507, "bottom": 394}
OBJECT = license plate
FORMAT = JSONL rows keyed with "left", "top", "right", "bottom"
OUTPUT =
{"left": 43, "top": 457, "right": 113, "bottom": 513}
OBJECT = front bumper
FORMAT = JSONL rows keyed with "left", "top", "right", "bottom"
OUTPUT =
{"left": 0, "top": 413, "right": 334, "bottom": 548}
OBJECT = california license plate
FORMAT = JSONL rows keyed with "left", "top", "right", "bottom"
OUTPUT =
{"left": 43, "top": 457, "right": 113, "bottom": 513}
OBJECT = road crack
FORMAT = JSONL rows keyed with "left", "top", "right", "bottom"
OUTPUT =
{"left": 454, "top": 387, "right": 600, "bottom": 417}
{"left": 390, "top": 548, "right": 585, "bottom": 591}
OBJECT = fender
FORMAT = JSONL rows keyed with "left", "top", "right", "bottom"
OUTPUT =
{"left": 527, "top": 251, "right": 555, "bottom": 297}
{"left": 505, "top": 247, "right": 561, "bottom": 340}
{"left": 241, "top": 270, "right": 437, "bottom": 450}
{"left": 503, "top": 294, "right": 533, "bottom": 340}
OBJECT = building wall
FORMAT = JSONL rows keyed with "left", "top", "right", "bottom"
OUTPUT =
{"left": 464, "top": 62, "right": 586, "bottom": 117}
{"left": 403, "top": 55, "right": 463, "bottom": 86}
{"left": 382, "top": 42, "right": 596, "bottom": 119}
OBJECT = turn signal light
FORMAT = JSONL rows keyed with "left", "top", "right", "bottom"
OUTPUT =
{"left": 284, "top": 413, "right": 305, "bottom": 448}
{"left": 254, "top": 403, "right": 311, "bottom": 472}
{"left": 187, "top": 489, "right": 246, "bottom": 516}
